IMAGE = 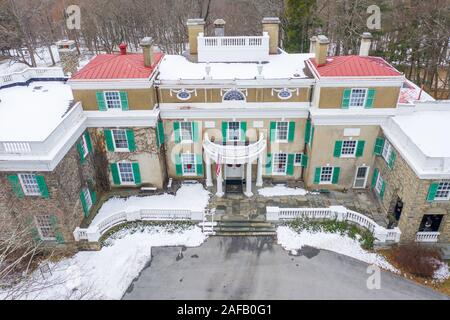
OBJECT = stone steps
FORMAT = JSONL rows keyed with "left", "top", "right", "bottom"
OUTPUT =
{"left": 212, "top": 220, "right": 277, "bottom": 237}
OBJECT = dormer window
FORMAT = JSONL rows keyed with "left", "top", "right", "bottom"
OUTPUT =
{"left": 278, "top": 89, "right": 292, "bottom": 100}
{"left": 176, "top": 90, "right": 191, "bottom": 101}
{"left": 223, "top": 90, "right": 245, "bottom": 101}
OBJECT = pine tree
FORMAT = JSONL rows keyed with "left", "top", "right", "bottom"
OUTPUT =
{"left": 284, "top": 0, "right": 318, "bottom": 53}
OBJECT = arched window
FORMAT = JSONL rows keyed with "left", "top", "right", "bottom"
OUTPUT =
{"left": 223, "top": 90, "right": 245, "bottom": 101}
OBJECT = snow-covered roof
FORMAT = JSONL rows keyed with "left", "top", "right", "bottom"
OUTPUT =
{"left": 0, "top": 81, "right": 73, "bottom": 141}
{"left": 158, "top": 52, "right": 314, "bottom": 81}
{"left": 398, "top": 80, "right": 435, "bottom": 104}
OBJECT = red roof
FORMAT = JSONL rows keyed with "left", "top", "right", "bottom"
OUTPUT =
{"left": 71, "top": 52, "right": 163, "bottom": 80}
{"left": 309, "top": 55, "right": 402, "bottom": 77}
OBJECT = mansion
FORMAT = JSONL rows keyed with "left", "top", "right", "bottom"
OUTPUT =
{"left": 0, "top": 17, "right": 449, "bottom": 246}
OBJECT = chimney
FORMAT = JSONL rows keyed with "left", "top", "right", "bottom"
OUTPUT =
{"left": 140, "top": 37, "right": 154, "bottom": 67}
{"left": 315, "top": 35, "right": 329, "bottom": 66}
{"left": 359, "top": 32, "right": 372, "bottom": 56}
{"left": 187, "top": 18, "right": 205, "bottom": 56}
{"left": 262, "top": 17, "right": 280, "bottom": 54}
{"left": 214, "top": 19, "right": 226, "bottom": 37}
{"left": 55, "top": 39, "right": 78, "bottom": 77}
{"left": 119, "top": 43, "right": 127, "bottom": 55}
{"left": 309, "top": 36, "right": 317, "bottom": 54}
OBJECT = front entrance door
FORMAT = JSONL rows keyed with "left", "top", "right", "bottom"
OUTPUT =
{"left": 353, "top": 166, "right": 369, "bottom": 188}
{"left": 225, "top": 164, "right": 244, "bottom": 194}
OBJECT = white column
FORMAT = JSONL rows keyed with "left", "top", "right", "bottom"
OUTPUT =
{"left": 256, "top": 153, "right": 263, "bottom": 187}
{"left": 205, "top": 154, "right": 213, "bottom": 187}
{"left": 244, "top": 161, "right": 253, "bottom": 197}
{"left": 216, "top": 164, "right": 224, "bottom": 197}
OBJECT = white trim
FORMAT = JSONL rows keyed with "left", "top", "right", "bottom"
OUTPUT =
{"left": 294, "top": 153, "right": 303, "bottom": 166}
{"left": 112, "top": 129, "right": 130, "bottom": 152}
{"left": 226, "top": 121, "right": 241, "bottom": 142}
{"left": 271, "top": 152, "right": 288, "bottom": 175}
{"left": 82, "top": 186, "right": 93, "bottom": 211}
{"left": 117, "top": 162, "right": 136, "bottom": 185}
{"left": 319, "top": 166, "right": 334, "bottom": 184}
{"left": 18, "top": 173, "right": 41, "bottom": 196}
{"left": 81, "top": 134, "right": 89, "bottom": 157}
{"left": 340, "top": 139, "right": 357, "bottom": 158}
{"left": 375, "top": 172, "right": 384, "bottom": 195}
{"left": 181, "top": 152, "right": 197, "bottom": 176}
{"left": 348, "top": 88, "right": 368, "bottom": 108}
{"left": 34, "top": 215, "right": 56, "bottom": 241}
{"left": 275, "top": 121, "right": 289, "bottom": 143}
{"left": 85, "top": 110, "right": 159, "bottom": 128}
{"left": 353, "top": 166, "right": 369, "bottom": 189}
{"left": 103, "top": 91, "right": 123, "bottom": 110}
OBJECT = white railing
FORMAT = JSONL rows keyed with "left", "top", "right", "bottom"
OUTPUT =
{"left": 197, "top": 32, "right": 270, "bottom": 62}
{"left": 0, "top": 102, "right": 84, "bottom": 156}
{"left": 0, "top": 67, "right": 65, "bottom": 87}
{"left": 266, "top": 205, "right": 402, "bottom": 244}
{"left": 415, "top": 231, "right": 440, "bottom": 243}
{"left": 73, "top": 207, "right": 205, "bottom": 242}
{"left": 203, "top": 132, "right": 266, "bottom": 164}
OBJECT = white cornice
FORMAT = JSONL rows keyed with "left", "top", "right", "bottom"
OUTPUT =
{"left": 69, "top": 79, "right": 154, "bottom": 90}
{"left": 156, "top": 78, "right": 315, "bottom": 88}
{"left": 310, "top": 108, "right": 397, "bottom": 125}
{"left": 85, "top": 110, "right": 160, "bottom": 127}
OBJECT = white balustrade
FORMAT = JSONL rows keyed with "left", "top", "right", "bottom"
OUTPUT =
{"left": 197, "top": 32, "right": 270, "bottom": 62}
{"left": 0, "top": 67, "right": 65, "bottom": 87}
{"left": 415, "top": 231, "right": 440, "bottom": 243}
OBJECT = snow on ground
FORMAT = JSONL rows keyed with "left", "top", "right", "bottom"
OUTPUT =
{"left": 1, "top": 226, "right": 207, "bottom": 300}
{"left": 0, "top": 46, "right": 60, "bottom": 75}
{"left": 277, "top": 226, "right": 398, "bottom": 273}
{"left": 0, "top": 81, "right": 73, "bottom": 141}
{"left": 91, "top": 184, "right": 211, "bottom": 227}
{"left": 433, "top": 260, "right": 450, "bottom": 282}
{"left": 258, "top": 184, "right": 307, "bottom": 197}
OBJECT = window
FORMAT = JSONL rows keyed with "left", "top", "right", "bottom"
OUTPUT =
{"left": 181, "top": 153, "right": 196, "bottom": 175}
{"left": 294, "top": 153, "right": 303, "bottom": 166}
{"left": 80, "top": 134, "right": 89, "bottom": 157}
{"left": 341, "top": 140, "right": 357, "bottom": 157}
{"left": 18, "top": 174, "right": 40, "bottom": 196}
{"left": 272, "top": 153, "right": 287, "bottom": 174}
{"left": 112, "top": 129, "right": 128, "bottom": 150}
{"left": 320, "top": 167, "right": 333, "bottom": 184}
{"left": 375, "top": 173, "right": 384, "bottom": 195}
{"left": 418, "top": 214, "right": 443, "bottom": 232}
{"left": 180, "top": 122, "right": 193, "bottom": 142}
{"left": 227, "top": 121, "right": 241, "bottom": 141}
{"left": 176, "top": 90, "right": 191, "bottom": 100}
{"left": 104, "top": 91, "right": 122, "bottom": 109}
{"left": 118, "top": 162, "right": 134, "bottom": 183}
{"left": 278, "top": 89, "right": 292, "bottom": 100}
{"left": 82, "top": 187, "right": 93, "bottom": 211}
{"left": 435, "top": 181, "right": 450, "bottom": 200}
{"left": 223, "top": 90, "right": 245, "bottom": 101}
{"left": 275, "top": 121, "right": 289, "bottom": 142}
{"left": 349, "top": 89, "right": 367, "bottom": 107}
{"left": 382, "top": 140, "right": 393, "bottom": 163}
{"left": 35, "top": 215, "right": 55, "bottom": 240}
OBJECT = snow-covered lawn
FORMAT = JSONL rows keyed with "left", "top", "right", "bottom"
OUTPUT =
{"left": 1, "top": 225, "right": 207, "bottom": 300}
{"left": 91, "top": 184, "right": 211, "bottom": 227}
{"left": 258, "top": 184, "right": 308, "bottom": 197}
{"left": 432, "top": 260, "right": 450, "bottom": 282}
{"left": 277, "top": 226, "right": 399, "bottom": 273}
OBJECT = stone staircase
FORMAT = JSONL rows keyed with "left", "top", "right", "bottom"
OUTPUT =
{"left": 213, "top": 220, "right": 277, "bottom": 237}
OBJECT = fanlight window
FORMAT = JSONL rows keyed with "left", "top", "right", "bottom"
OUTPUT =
{"left": 223, "top": 90, "right": 245, "bottom": 101}
{"left": 176, "top": 90, "right": 191, "bottom": 100}
{"left": 278, "top": 89, "right": 292, "bottom": 100}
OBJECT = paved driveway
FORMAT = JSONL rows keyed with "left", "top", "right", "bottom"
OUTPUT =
{"left": 122, "top": 237, "right": 448, "bottom": 300}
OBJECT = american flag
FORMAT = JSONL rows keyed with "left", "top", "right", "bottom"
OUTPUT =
{"left": 215, "top": 153, "right": 221, "bottom": 177}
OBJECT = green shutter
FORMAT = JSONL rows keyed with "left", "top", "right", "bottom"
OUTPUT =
{"left": 80, "top": 190, "right": 88, "bottom": 216}
{"left": 333, "top": 141, "right": 343, "bottom": 157}
{"left": 388, "top": 151, "right": 396, "bottom": 169}
{"left": 310, "top": 126, "right": 315, "bottom": 147}
{"left": 196, "top": 154, "right": 204, "bottom": 176}
{"left": 36, "top": 176, "right": 49, "bottom": 198}
{"left": 120, "top": 91, "right": 129, "bottom": 110}
{"left": 265, "top": 153, "right": 272, "bottom": 175}
{"left": 84, "top": 131, "right": 93, "bottom": 153}
{"left": 301, "top": 154, "right": 308, "bottom": 167}
{"left": 49, "top": 215, "right": 64, "bottom": 244}
{"left": 304, "top": 119, "right": 311, "bottom": 144}
{"left": 314, "top": 167, "right": 321, "bottom": 184}
{"left": 192, "top": 122, "right": 199, "bottom": 142}
{"left": 175, "top": 154, "right": 183, "bottom": 176}
{"left": 104, "top": 129, "right": 115, "bottom": 151}
{"left": 365, "top": 89, "right": 376, "bottom": 108}
{"left": 173, "top": 122, "right": 181, "bottom": 143}
{"left": 332, "top": 167, "right": 340, "bottom": 184}
{"left": 379, "top": 181, "right": 386, "bottom": 199}
{"left": 157, "top": 121, "right": 165, "bottom": 146}
{"left": 371, "top": 168, "right": 379, "bottom": 189}
{"left": 287, "top": 154, "right": 295, "bottom": 175}
{"left": 132, "top": 163, "right": 141, "bottom": 184}
{"left": 8, "top": 175, "right": 24, "bottom": 198}
{"left": 96, "top": 92, "right": 106, "bottom": 111}
{"left": 427, "top": 183, "right": 439, "bottom": 202}
{"left": 90, "top": 189, "right": 97, "bottom": 205}
{"left": 288, "top": 121, "right": 296, "bottom": 142}
{"left": 126, "top": 129, "right": 136, "bottom": 151}
{"left": 374, "top": 137, "right": 385, "bottom": 155}
{"left": 341, "top": 89, "right": 351, "bottom": 109}
{"left": 269, "top": 122, "right": 276, "bottom": 142}
{"left": 77, "top": 141, "right": 86, "bottom": 164}
{"left": 222, "top": 122, "right": 228, "bottom": 142}
{"left": 356, "top": 140, "right": 365, "bottom": 157}
{"left": 240, "top": 122, "right": 247, "bottom": 142}
{"left": 110, "top": 163, "right": 121, "bottom": 185}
